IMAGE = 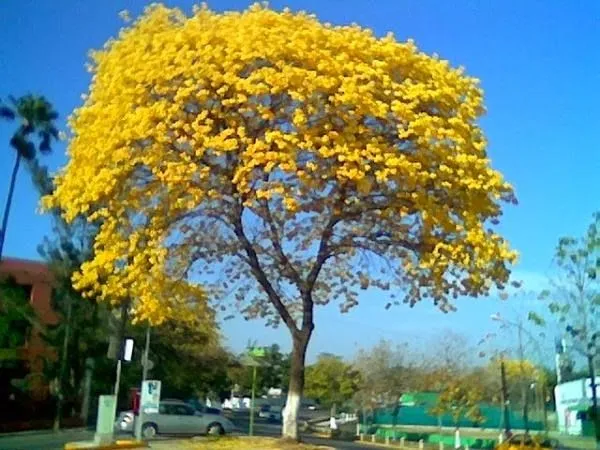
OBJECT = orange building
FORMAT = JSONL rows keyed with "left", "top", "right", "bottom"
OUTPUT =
{"left": 0, "top": 257, "right": 58, "bottom": 401}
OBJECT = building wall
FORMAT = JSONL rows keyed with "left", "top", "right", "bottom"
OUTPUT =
{"left": 554, "top": 377, "right": 600, "bottom": 435}
{"left": 0, "top": 257, "right": 58, "bottom": 400}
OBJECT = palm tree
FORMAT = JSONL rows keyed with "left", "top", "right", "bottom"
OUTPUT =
{"left": 0, "top": 95, "right": 59, "bottom": 260}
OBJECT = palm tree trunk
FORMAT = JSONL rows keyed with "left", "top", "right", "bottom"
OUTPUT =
{"left": 0, "top": 151, "right": 22, "bottom": 260}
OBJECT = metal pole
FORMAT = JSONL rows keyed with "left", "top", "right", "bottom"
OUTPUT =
{"left": 135, "top": 326, "right": 151, "bottom": 441}
{"left": 517, "top": 323, "right": 529, "bottom": 433}
{"left": 587, "top": 352, "right": 599, "bottom": 446}
{"left": 114, "top": 360, "right": 122, "bottom": 396}
{"left": 500, "top": 358, "right": 511, "bottom": 436}
{"left": 113, "top": 303, "right": 128, "bottom": 408}
{"left": 249, "top": 365, "right": 257, "bottom": 436}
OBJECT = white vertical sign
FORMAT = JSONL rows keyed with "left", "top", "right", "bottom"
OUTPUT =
{"left": 141, "top": 380, "right": 161, "bottom": 414}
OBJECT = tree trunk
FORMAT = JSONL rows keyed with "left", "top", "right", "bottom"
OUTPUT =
{"left": 53, "top": 294, "right": 73, "bottom": 431}
{"left": 0, "top": 151, "right": 21, "bottom": 260}
{"left": 282, "top": 330, "right": 311, "bottom": 440}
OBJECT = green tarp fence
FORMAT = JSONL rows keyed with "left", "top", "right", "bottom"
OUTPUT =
{"left": 361, "top": 405, "right": 544, "bottom": 430}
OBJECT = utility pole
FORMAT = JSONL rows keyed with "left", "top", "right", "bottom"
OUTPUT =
{"left": 113, "top": 303, "right": 128, "bottom": 403}
{"left": 249, "top": 364, "right": 257, "bottom": 436}
{"left": 517, "top": 323, "right": 530, "bottom": 433}
{"left": 135, "top": 325, "right": 151, "bottom": 441}
{"left": 500, "top": 357, "right": 511, "bottom": 437}
{"left": 586, "top": 339, "right": 599, "bottom": 447}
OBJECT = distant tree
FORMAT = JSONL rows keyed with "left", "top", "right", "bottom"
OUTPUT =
{"left": 538, "top": 212, "right": 599, "bottom": 359}
{"left": 429, "top": 375, "right": 484, "bottom": 431}
{"left": 0, "top": 95, "right": 59, "bottom": 259}
{"left": 305, "top": 353, "right": 361, "bottom": 415}
{"left": 353, "top": 339, "right": 411, "bottom": 411}
{"left": 422, "top": 331, "right": 474, "bottom": 392}
{"left": 228, "top": 344, "right": 291, "bottom": 396}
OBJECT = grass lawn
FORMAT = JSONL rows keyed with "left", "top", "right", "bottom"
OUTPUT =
{"left": 149, "top": 437, "right": 331, "bottom": 450}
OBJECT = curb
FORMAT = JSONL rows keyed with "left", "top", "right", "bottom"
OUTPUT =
{"left": 64, "top": 439, "right": 147, "bottom": 450}
{"left": 0, "top": 427, "right": 88, "bottom": 438}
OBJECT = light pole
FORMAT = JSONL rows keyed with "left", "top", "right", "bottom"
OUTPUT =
{"left": 135, "top": 325, "right": 151, "bottom": 441}
{"left": 491, "top": 313, "right": 533, "bottom": 433}
{"left": 500, "top": 355, "right": 511, "bottom": 437}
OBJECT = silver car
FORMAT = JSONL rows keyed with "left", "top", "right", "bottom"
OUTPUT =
{"left": 116, "top": 400, "right": 235, "bottom": 438}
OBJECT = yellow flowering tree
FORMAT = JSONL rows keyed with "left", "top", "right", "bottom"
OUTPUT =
{"left": 45, "top": 4, "right": 518, "bottom": 439}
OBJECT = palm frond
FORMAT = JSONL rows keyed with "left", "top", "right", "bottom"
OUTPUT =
{"left": 0, "top": 106, "right": 15, "bottom": 120}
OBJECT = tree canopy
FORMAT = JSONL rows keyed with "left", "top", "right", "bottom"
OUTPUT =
{"left": 46, "top": 3, "right": 517, "bottom": 325}
{"left": 304, "top": 353, "right": 360, "bottom": 409}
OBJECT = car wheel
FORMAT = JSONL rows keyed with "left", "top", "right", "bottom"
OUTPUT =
{"left": 207, "top": 422, "right": 225, "bottom": 435}
{"left": 142, "top": 423, "right": 158, "bottom": 439}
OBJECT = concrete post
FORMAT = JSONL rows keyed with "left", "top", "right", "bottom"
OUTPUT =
{"left": 401, "top": 437, "right": 406, "bottom": 448}
{"left": 419, "top": 439, "right": 424, "bottom": 450}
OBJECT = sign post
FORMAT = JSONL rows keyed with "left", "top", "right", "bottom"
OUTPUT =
{"left": 135, "top": 326, "right": 152, "bottom": 440}
{"left": 243, "top": 347, "right": 265, "bottom": 436}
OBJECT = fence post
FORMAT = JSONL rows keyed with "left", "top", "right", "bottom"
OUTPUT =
{"left": 386, "top": 436, "right": 390, "bottom": 445}
{"left": 401, "top": 437, "right": 406, "bottom": 448}
{"left": 440, "top": 442, "right": 444, "bottom": 450}
{"left": 372, "top": 434, "right": 376, "bottom": 443}
{"left": 360, "top": 433, "right": 364, "bottom": 441}
{"left": 356, "top": 423, "right": 360, "bottom": 436}
{"left": 419, "top": 439, "right": 424, "bottom": 450}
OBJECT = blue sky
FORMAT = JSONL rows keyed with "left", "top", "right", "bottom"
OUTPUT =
{"left": 1, "top": 1, "right": 598, "bottom": 362}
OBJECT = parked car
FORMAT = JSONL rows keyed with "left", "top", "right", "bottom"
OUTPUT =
{"left": 186, "top": 398, "right": 222, "bottom": 415}
{"left": 258, "top": 404, "right": 282, "bottom": 422}
{"left": 115, "top": 399, "right": 235, "bottom": 438}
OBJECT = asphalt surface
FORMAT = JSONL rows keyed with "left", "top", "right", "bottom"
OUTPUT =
{"left": 0, "top": 412, "right": 368, "bottom": 450}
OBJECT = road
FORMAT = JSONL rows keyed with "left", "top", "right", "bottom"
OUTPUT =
{"left": 0, "top": 429, "right": 94, "bottom": 450}
{"left": 0, "top": 414, "right": 368, "bottom": 450}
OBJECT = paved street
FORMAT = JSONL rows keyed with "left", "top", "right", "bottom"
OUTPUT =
{"left": 0, "top": 415, "right": 368, "bottom": 450}
{"left": 0, "top": 429, "right": 94, "bottom": 450}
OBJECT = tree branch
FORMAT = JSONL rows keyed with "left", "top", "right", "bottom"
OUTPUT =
{"left": 231, "top": 202, "right": 298, "bottom": 333}
{"left": 261, "top": 198, "right": 305, "bottom": 293}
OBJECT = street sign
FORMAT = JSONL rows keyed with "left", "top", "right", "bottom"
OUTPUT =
{"left": 122, "top": 338, "right": 134, "bottom": 362}
{"left": 140, "top": 380, "right": 161, "bottom": 414}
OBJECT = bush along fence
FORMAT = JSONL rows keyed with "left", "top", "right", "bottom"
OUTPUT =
{"left": 357, "top": 427, "right": 498, "bottom": 450}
